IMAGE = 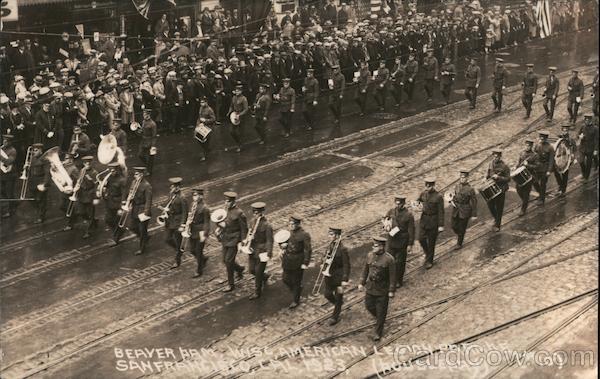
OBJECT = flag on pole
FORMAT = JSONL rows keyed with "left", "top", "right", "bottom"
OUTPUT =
{"left": 131, "top": 0, "right": 177, "bottom": 20}
{"left": 535, "top": 0, "right": 552, "bottom": 38}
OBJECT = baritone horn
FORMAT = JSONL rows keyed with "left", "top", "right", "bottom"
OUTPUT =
{"left": 41, "top": 147, "right": 74, "bottom": 194}
{"left": 98, "top": 134, "right": 117, "bottom": 164}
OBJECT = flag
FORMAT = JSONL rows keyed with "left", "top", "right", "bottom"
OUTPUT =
{"left": 131, "top": 0, "right": 177, "bottom": 20}
{"left": 535, "top": 0, "right": 552, "bottom": 38}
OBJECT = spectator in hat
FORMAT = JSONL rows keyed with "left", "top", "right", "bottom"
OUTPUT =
{"left": 0, "top": 134, "right": 17, "bottom": 218}
{"left": 119, "top": 81, "right": 135, "bottom": 127}
{"left": 155, "top": 14, "right": 170, "bottom": 38}
{"left": 28, "top": 143, "right": 50, "bottom": 223}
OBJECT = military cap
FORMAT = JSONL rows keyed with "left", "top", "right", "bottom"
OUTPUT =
{"left": 168, "top": 177, "right": 183, "bottom": 185}
{"left": 32, "top": 143, "right": 44, "bottom": 149}
{"left": 192, "top": 188, "right": 204, "bottom": 195}
{"left": 282, "top": 78, "right": 291, "bottom": 82}
{"left": 307, "top": 68, "right": 315, "bottom": 73}
{"left": 143, "top": 108, "right": 153, "bottom": 113}
{"left": 424, "top": 177, "right": 436, "bottom": 184}
{"left": 73, "top": 125, "right": 82, "bottom": 131}
{"left": 53, "top": 92, "right": 63, "bottom": 98}
{"left": 548, "top": 66, "right": 557, "bottom": 71}
{"left": 495, "top": 58, "right": 504, "bottom": 63}
{"left": 492, "top": 148, "right": 503, "bottom": 155}
{"left": 373, "top": 236, "right": 387, "bottom": 244}
{"left": 34, "top": 75, "right": 43, "bottom": 83}
{"left": 426, "top": 48, "right": 434, "bottom": 52}
{"left": 290, "top": 214, "right": 302, "bottom": 223}
{"left": 526, "top": 63, "right": 534, "bottom": 68}
{"left": 525, "top": 138, "right": 535, "bottom": 144}
{"left": 459, "top": 168, "right": 470, "bottom": 175}
{"left": 331, "top": 64, "right": 340, "bottom": 69}
{"left": 329, "top": 227, "right": 342, "bottom": 235}
{"left": 394, "top": 194, "right": 406, "bottom": 201}
{"left": 224, "top": 191, "right": 237, "bottom": 199}
{"left": 572, "top": 69, "right": 579, "bottom": 73}
{"left": 251, "top": 201, "right": 266, "bottom": 210}
{"left": 560, "top": 124, "right": 572, "bottom": 129}
{"left": 583, "top": 113, "right": 593, "bottom": 119}
{"left": 81, "top": 155, "right": 94, "bottom": 162}
{"left": 133, "top": 166, "right": 146, "bottom": 172}
{"left": 538, "top": 130, "right": 549, "bottom": 137}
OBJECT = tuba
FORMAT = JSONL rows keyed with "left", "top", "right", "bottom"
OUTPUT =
{"left": 98, "top": 134, "right": 117, "bottom": 164}
{"left": 41, "top": 147, "right": 74, "bottom": 194}
{"left": 312, "top": 234, "right": 341, "bottom": 296}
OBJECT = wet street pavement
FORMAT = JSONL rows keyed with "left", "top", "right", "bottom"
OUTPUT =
{"left": 0, "top": 30, "right": 598, "bottom": 379}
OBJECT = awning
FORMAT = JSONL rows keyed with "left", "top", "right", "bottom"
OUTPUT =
{"left": 18, "top": 0, "right": 74, "bottom": 6}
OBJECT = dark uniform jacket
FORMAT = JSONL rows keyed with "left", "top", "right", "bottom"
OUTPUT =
{"left": 452, "top": 182, "right": 477, "bottom": 219}
{"left": 33, "top": 109, "right": 54, "bottom": 144}
{"left": 422, "top": 56, "right": 438, "bottom": 80}
{"left": 0, "top": 144, "right": 17, "bottom": 176}
{"left": 254, "top": 94, "right": 271, "bottom": 119}
{"left": 360, "top": 250, "right": 396, "bottom": 296}
{"left": 105, "top": 173, "right": 126, "bottom": 209}
{"left": 358, "top": 67, "right": 371, "bottom": 92}
{"left": 110, "top": 129, "right": 127, "bottom": 151}
{"left": 465, "top": 64, "right": 481, "bottom": 88}
{"left": 249, "top": 216, "right": 273, "bottom": 256}
{"left": 517, "top": 149, "right": 540, "bottom": 174}
{"left": 392, "top": 63, "right": 406, "bottom": 85}
{"left": 440, "top": 63, "right": 456, "bottom": 85}
{"left": 29, "top": 154, "right": 50, "bottom": 188}
{"left": 140, "top": 119, "right": 157, "bottom": 148}
{"left": 486, "top": 159, "right": 511, "bottom": 192}
{"left": 198, "top": 104, "right": 216, "bottom": 126}
{"left": 385, "top": 207, "right": 415, "bottom": 247}
{"left": 405, "top": 60, "right": 418, "bottom": 82}
{"left": 277, "top": 87, "right": 296, "bottom": 112}
{"left": 374, "top": 67, "right": 390, "bottom": 89}
{"left": 578, "top": 123, "right": 599, "bottom": 154}
{"left": 221, "top": 206, "right": 248, "bottom": 247}
{"left": 567, "top": 77, "right": 584, "bottom": 100}
{"left": 166, "top": 192, "right": 187, "bottom": 230}
{"left": 74, "top": 167, "right": 98, "bottom": 204}
{"left": 534, "top": 142, "right": 555, "bottom": 173}
{"left": 282, "top": 227, "right": 311, "bottom": 270}
{"left": 522, "top": 72, "right": 538, "bottom": 95}
{"left": 493, "top": 65, "right": 508, "bottom": 89}
{"left": 189, "top": 201, "right": 211, "bottom": 240}
{"left": 330, "top": 72, "right": 346, "bottom": 98}
{"left": 131, "top": 179, "right": 152, "bottom": 217}
{"left": 303, "top": 77, "right": 319, "bottom": 103}
{"left": 72, "top": 132, "right": 92, "bottom": 157}
{"left": 230, "top": 94, "right": 249, "bottom": 117}
{"left": 544, "top": 75, "right": 560, "bottom": 98}
{"left": 325, "top": 240, "right": 350, "bottom": 284}
{"left": 418, "top": 190, "right": 444, "bottom": 229}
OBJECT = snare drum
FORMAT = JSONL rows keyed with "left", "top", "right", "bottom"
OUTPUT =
{"left": 478, "top": 180, "right": 502, "bottom": 202}
{"left": 510, "top": 166, "right": 533, "bottom": 187}
{"left": 194, "top": 122, "right": 212, "bottom": 143}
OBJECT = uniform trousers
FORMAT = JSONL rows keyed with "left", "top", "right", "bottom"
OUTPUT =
{"left": 229, "top": 122, "right": 243, "bottom": 148}
{"left": 492, "top": 88, "right": 504, "bottom": 110}
{"left": 405, "top": 79, "right": 415, "bottom": 100}
{"left": 248, "top": 253, "right": 268, "bottom": 296}
{"left": 329, "top": 97, "right": 343, "bottom": 122}
{"left": 188, "top": 238, "right": 208, "bottom": 274}
{"left": 105, "top": 207, "right": 119, "bottom": 228}
{"left": 0, "top": 175, "right": 16, "bottom": 215}
{"left": 465, "top": 87, "right": 478, "bottom": 108}
{"left": 137, "top": 146, "right": 154, "bottom": 175}
{"left": 303, "top": 101, "right": 317, "bottom": 127}
{"left": 533, "top": 172, "right": 549, "bottom": 202}
{"left": 543, "top": 96, "right": 557, "bottom": 119}
{"left": 567, "top": 98, "right": 581, "bottom": 122}
{"left": 553, "top": 169, "right": 569, "bottom": 194}
{"left": 392, "top": 83, "right": 404, "bottom": 105}
{"left": 282, "top": 268, "right": 304, "bottom": 303}
{"left": 579, "top": 152, "right": 595, "bottom": 179}
{"left": 424, "top": 79, "right": 435, "bottom": 99}
{"left": 355, "top": 90, "right": 368, "bottom": 114}
{"left": 365, "top": 293, "right": 389, "bottom": 337}
{"left": 388, "top": 242, "right": 408, "bottom": 286}
{"left": 522, "top": 94, "right": 533, "bottom": 116}
{"left": 487, "top": 192, "right": 506, "bottom": 227}
{"left": 451, "top": 215, "right": 470, "bottom": 246}
{"left": 67, "top": 202, "right": 96, "bottom": 233}
{"left": 280, "top": 111, "right": 293, "bottom": 134}
{"left": 516, "top": 181, "right": 533, "bottom": 213}
{"left": 254, "top": 116, "right": 267, "bottom": 142}
{"left": 324, "top": 276, "right": 343, "bottom": 320}
{"left": 441, "top": 83, "right": 452, "bottom": 104}
{"left": 419, "top": 227, "right": 439, "bottom": 265}
{"left": 222, "top": 245, "right": 244, "bottom": 287}
{"left": 374, "top": 87, "right": 387, "bottom": 108}
{"left": 166, "top": 228, "right": 182, "bottom": 251}
{"left": 32, "top": 186, "right": 47, "bottom": 221}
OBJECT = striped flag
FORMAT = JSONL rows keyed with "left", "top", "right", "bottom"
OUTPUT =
{"left": 131, "top": 0, "right": 177, "bottom": 20}
{"left": 535, "top": 0, "right": 552, "bottom": 38}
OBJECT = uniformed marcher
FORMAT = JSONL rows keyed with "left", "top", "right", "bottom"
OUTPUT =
{"left": 112, "top": 166, "right": 152, "bottom": 255}
{"left": 533, "top": 131, "right": 555, "bottom": 204}
{"left": 228, "top": 83, "right": 249, "bottom": 152}
{"left": 404, "top": 53, "right": 418, "bottom": 102}
{"left": 302, "top": 68, "right": 319, "bottom": 130}
{"left": 59, "top": 152, "right": 79, "bottom": 214}
{"left": 522, "top": 63, "right": 538, "bottom": 118}
{"left": 103, "top": 162, "right": 126, "bottom": 231}
{"left": 277, "top": 78, "right": 295, "bottom": 137}
{"left": 247, "top": 202, "right": 273, "bottom": 300}
{"left": 110, "top": 119, "right": 127, "bottom": 152}
{"left": 542, "top": 66, "right": 560, "bottom": 121}
{"left": 491, "top": 58, "right": 508, "bottom": 112}
{"left": 138, "top": 109, "right": 157, "bottom": 175}
{"left": 64, "top": 155, "right": 98, "bottom": 239}
{"left": 515, "top": 139, "right": 538, "bottom": 216}
{"left": 566, "top": 69, "right": 584, "bottom": 124}
{"left": 464, "top": 58, "right": 481, "bottom": 109}
{"left": 417, "top": 178, "right": 444, "bottom": 269}
{"left": 197, "top": 97, "right": 216, "bottom": 160}
{"left": 391, "top": 57, "right": 406, "bottom": 107}
{"left": 358, "top": 236, "right": 396, "bottom": 341}
{"left": 0, "top": 134, "right": 17, "bottom": 218}
{"left": 439, "top": 57, "right": 456, "bottom": 105}
{"left": 253, "top": 84, "right": 272, "bottom": 144}
{"left": 553, "top": 125, "right": 577, "bottom": 197}
{"left": 578, "top": 114, "right": 599, "bottom": 181}
{"left": 383, "top": 195, "right": 414, "bottom": 287}
{"left": 164, "top": 177, "right": 187, "bottom": 267}
{"left": 68, "top": 125, "right": 92, "bottom": 159}
{"left": 322, "top": 227, "right": 350, "bottom": 325}
{"left": 451, "top": 169, "right": 478, "bottom": 249}
{"left": 221, "top": 191, "right": 247, "bottom": 292}
{"left": 282, "top": 214, "right": 312, "bottom": 308}
{"left": 485, "top": 149, "right": 511, "bottom": 231}
{"left": 183, "top": 188, "right": 210, "bottom": 277}
{"left": 28, "top": 143, "right": 50, "bottom": 223}
{"left": 328, "top": 65, "right": 345, "bottom": 126}
{"left": 374, "top": 60, "right": 390, "bottom": 111}
{"left": 354, "top": 60, "right": 371, "bottom": 116}
{"left": 422, "top": 49, "right": 438, "bottom": 102}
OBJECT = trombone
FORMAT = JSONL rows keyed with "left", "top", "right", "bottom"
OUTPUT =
{"left": 312, "top": 234, "right": 342, "bottom": 296}
{"left": 19, "top": 146, "right": 33, "bottom": 200}
{"left": 117, "top": 175, "right": 142, "bottom": 228}
{"left": 66, "top": 166, "right": 87, "bottom": 217}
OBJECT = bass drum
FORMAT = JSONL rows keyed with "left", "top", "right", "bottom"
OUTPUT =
{"left": 553, "top": 138, "right": 575, "bottom": 174}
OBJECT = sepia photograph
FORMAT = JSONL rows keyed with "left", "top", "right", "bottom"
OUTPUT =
{"left": 0, "top": 0, "right": 598, "bottom": 377}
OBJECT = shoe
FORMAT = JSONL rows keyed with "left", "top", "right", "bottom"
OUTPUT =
{"left": 249, "top": 294, "right": 260, "bottom": 300}
{"left": 223, "top": 286, "right": 235, "bottom": 293}
{"left": 395, "top": 282, "right": 403, "bottom": 288}
{"left": 134, "top": 250, "right": 143, "bottom": 255}
{"left": 328, "top": 317, "right": 340, "bottom": 326}
{"left": 359, "top": 113, "right": 365, "bottom": 117}
{"left": 200, "top": 157, "right": 206, "bottom": 161}
{"left": 236, "top": 267, "right": 245, "bottom": 280}
{"left": 258, "top": 140, "right": 265, "bottom": 145}
{"left": 288, "top": 301, "right": 299, "bottom": 309}
{"left": 1, "top": 212, "right": 10, "bottom": 218}
{"left": 170, "top": 263, "right": 180, "bottom": 269}
{"left": 558, "top": 192, "right": 566, "bottom": 198}
{"left": 235, "top": 147, "right": 241, "bottom": 153}
{"left": 372, "top": 334, "right": 382, "bottom": 342}
{"left": 82, "top": 232, "right": 90, "bottom": 239}
{"left": 518, "top": 210, "right": 526, "bottom": 217}
{"left": 284, "top": 133, "right": 290, "bottom": 138}
{"left": 454, "top": 243, "right": 463, "bottom": 251}
{"left": 425, "top": 262, "right": 433, "bottom": 269}
{"left": 492, "top": 226, "right": 501, "bottom": 232}
{"left": 192, "top": 272, "right": 202, "bottom": 278}
{"left": 63, "top": 225, "right": 73, "bottom": 231}
{"left": 108, "top": 239, "right": 119, "bottom": 247}
{"left": 224, "top": 147, "right": 229, "bottom": 152}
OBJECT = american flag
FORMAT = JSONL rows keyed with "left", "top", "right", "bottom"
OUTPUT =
{"left": 131, "top": 0, "right": 177, "bottom": 19}
{"left": 535, "top": 0, "right": 552, "bottom": 38}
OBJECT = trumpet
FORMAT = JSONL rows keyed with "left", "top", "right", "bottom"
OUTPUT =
{"left": 66, "top": 166, "right": 87, "bottom": 217}
{"left": 95, "top": 168, "right": 112, "bottom": 199}
{"left": 312, "top": 234, "right": 342, "bottom": 296}
{"left": 156, "top": 194, "right": 176, "bottom": 226}
{"left": 19, "top": 146, "right": 33, "bottom": 199}
{"left": 118, "top": 175, "right": 142, "bottom": 228}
